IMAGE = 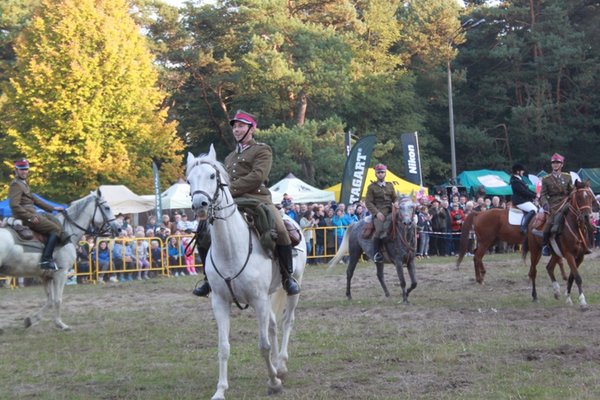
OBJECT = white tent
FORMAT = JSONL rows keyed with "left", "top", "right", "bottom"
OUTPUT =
{"left": 269, "top": 173, "right": 335, "bottom": 204}
{"left": 99, "top": 185, "right": 155, "bottom": 214}
{"left": 157, "top": 182, "right": 192, "bottom": 210}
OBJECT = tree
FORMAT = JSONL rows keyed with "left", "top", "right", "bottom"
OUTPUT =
{"left": 1, "top": 0, "right": 183, "bottom": 200}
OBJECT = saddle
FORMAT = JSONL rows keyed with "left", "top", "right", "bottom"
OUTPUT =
{"left": 1, "top": 217, "right": 35, "bottom": 240}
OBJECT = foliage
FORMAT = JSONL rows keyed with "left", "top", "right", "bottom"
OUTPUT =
{"left": 0, "top": 0, "right": 183, "bottom": 201}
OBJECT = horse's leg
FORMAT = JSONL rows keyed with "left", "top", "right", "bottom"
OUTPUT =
{"left": 557, "top": 258, "right": 568, "bottom": 281}
{"left": 472, "top": 242, "right": 490, "bottom": 284}
{"left": 527, "top": 240, "right": 542, "bottom": 302}
{"left": 375, "top": 262, "right": 390, "bottom": 298}
{"left": 211, "top": 298, "right": 231, "bottom": 400}
{"left": 393, "top": 260, "right": 407, "bottom": 302}
{"left": 545, "top": 256, "right": 561, "bottom": 300}
{"left": 254, "top": 298, "right": 282, "bottom": 395}
{"left": 51, "top": 272, "right": 70, "bottom": 330}
{"left": 345, "top": 254, "right": 359, "bottom": 300}
{"left": 562, "top": 253, "right": 586, "bottom": 309}
{"left": 268, "top": 308, "right": 280, "bottom": 376}
{"left": 404, "top": 258, "right": 418, "bottom": 302}
{"left": 24, "top": 277, "right": 53, "bottom": 328}
{"left": 275, "top": 293, "right": 300, "bottom": 379}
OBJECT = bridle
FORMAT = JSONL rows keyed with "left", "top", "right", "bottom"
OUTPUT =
{"left": 188, "top": 161, "right": 237, "bottom": 224}
{"left": 188, "top": 159, "right": 253, "bottom": 310}
{"left": 391, "top": 198, "right": 417, "bottom": 255}
{"left": 61, "top": 195, "right": 116, "bottom": 243}
{"left": 563, "top": 185, "right": 595, "bottom": 251}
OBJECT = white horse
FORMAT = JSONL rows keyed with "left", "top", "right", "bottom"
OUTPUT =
{"left": 0, "top": 189, "right": 118, "bottom": 330}
{"left": 186, "top": 147, "right": 306, "bottom": 400}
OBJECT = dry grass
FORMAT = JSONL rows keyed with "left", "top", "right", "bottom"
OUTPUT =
{"left": 2, "top": 252, "right": 600, "bottom": 399}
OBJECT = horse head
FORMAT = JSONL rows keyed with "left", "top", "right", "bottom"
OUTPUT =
{"left": 64, "top": 189, "right": 119, "bottom": 239}
{"left": 571, "top": 180, "right": 594, "bottom": 227}
{"left": 397, "top": 196, "right": 416, "bottom": 225}
{"left": 186, "top": 144, "right": 233, "bottom": 222}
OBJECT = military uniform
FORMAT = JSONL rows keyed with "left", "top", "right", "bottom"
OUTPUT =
{"left": 540, "top": 172, "right": 573, "bottom": 237}
{"left": 224, "top": 139, "right": 290, "bottom": 246}
{"left": 365, "top": 181, "right": 398, "bottom": 239}
{"left": 8, "top": 178, "right": 62, "bottom": 236}
{"left": 540, "top": 172, "right": 572, "bottom": 213}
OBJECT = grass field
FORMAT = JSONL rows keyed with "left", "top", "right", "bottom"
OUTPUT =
{"left": 2, "top": 252, "right": 600, "bottom": 399}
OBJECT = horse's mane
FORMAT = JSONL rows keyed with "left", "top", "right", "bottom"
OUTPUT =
{"left": 66, "top": 192, "right": 96, "bottom": 217}
{"left": 187, "top": 153, "right": 230, "bottom": 185}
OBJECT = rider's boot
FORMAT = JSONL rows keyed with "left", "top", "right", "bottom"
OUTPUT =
{"left": 520, "top": 211, "right": 536, "bottom": 234}
{"left": 542, "top": 226, "right": 551, "bottom": 256}
{"left": 277, "top": 244, "right": 300, "bottom": 295}
{"left": 40, "top": 233, "right": 59, "bottom": 270}
{"left": 192, "top": 274, "right": 211, "bottom": 297}
{"left": 373, "top": 236, "right": 383, "bottom": 263}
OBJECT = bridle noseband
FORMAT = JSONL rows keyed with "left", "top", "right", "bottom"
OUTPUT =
{"left": 189, "top": 161, "right": 236, "bottom": 224}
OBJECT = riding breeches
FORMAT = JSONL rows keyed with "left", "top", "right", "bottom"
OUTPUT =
{"left": 266, "top": 204, "right": 292, "bottom": 246}
{"left": 23, "top": 213, "right": 62, "bottom": 236}
{"left": 516, "top": 202, "right": 537, "bottom": 213}
{"left": 374, "top": 214, "right": 393, "bottom": 239}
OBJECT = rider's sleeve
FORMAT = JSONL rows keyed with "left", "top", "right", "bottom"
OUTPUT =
{"left": 8, "top": 182, "right": 36, "bottom": 220}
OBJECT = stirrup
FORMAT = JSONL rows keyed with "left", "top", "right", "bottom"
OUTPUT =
{"left": 283, "top": 278, "right": 300, "bottom": 295}
{"left": 373, "top": 252, "right": 384, "bottom": 263}
{"left": 40, "top": 260, "right": 58, "bottom": 271}
{"left": 542, "top": 246, "right": 551, "bottom": 257}
{"left": 192, "top": 281, "right": 211, "bottom": 297}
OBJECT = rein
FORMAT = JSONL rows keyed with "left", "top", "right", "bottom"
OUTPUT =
{"left": 563, "top": 187, "right": 594, "bottom": 252}
{"left": 61, "top": 196, "right": 116, "bottom": 243}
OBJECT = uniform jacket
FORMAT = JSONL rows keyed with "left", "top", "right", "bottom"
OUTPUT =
{"left": 365, "top": 181, "right": 398, "bottom": 217}
{"left": 540, "top": 172, "right": 573, "bottom": 213}
{"left": 509, "top": 175, "right": 537, "bottom": 205}
{"left": 224, "top": 139, "right": 273, "bottom": 203}
{"left": 8, "top": 178, "right": 55, "bottom": 221}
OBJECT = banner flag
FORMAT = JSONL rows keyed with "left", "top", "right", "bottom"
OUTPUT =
{"left": 152, "top": 161, "right": 162, "bottom": 229}
{"left": 401, "top": 132, "right": 423, "bottom": 186}
{"left": 340, "top": 135, "right": 377, "bottom": 205}
{"left": 345, "top": 130, "right": 351, "bottom": 157}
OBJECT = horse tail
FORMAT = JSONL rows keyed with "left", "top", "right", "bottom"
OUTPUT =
{"left": 456, "top": 211, "right": 478, "bottom": 269}
{"left": 327, "top": 224, "right": 353, "bottom": 271}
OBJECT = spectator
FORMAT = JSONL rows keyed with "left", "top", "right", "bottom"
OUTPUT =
{"left": 145, "top": 215, "right": 158, "bottom": 233}
{"left": 314, "top": 205, "right": 327, "bottom": 263}
{"left": 416, "top": 205, "right": 432, "bottom": 258}
{"left": 449, "top": 203, "right": 465, "bottom": 255}
{"left": 112, "top": 231, "right": 135, "bottom": 282}
{"left": 75, "top": 235, "right": 93, "bottom": 282}
{"left": 134, "top": 231, "right": 151, "bottom": 280}
{"left": 430, "top": 200, "right": 447, "bottom": 256}
{"left": 92, "top": 240, "right": 111, "bottom": 282}
{"left": 332, "top": 208, "right": 347, "bottom": 250}
{"left": 150, "top": 240, "right": 163, "bottom": 273}
{"left": 299, "top": 209, "right": 316, "bottom": 263}
{"left": 167, "top": 236, "right": 185, "bottom": 277}
{"left": 182, "top": 229, "right": 198, "bottom": 276}
{"left": 324, "top": 208, "right": 336, "bottom": 262}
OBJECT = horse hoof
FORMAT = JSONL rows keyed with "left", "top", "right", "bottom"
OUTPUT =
{"left": 24, "top": 317, "right": 32, "bottom": 329}
{"left": 267, "top": 379, "right": 283, "bottom": 395}
{"left": 554, "top": 293, "right": 560, "bottom": 300}
{"left": 580, "top": 304, "right": 589, "bottom": 311}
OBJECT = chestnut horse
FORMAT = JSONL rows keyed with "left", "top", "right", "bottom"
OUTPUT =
{"left": 522, "top": 180, "right": 595, "bottom": 308}
{"left": 456, "top": 208, "right": 528, "bottom": 283}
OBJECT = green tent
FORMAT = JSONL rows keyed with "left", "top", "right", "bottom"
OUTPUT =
{"left": 457, "top": 169, "right": 535, "bottom": 197}
{"left": 577, "top": 168, "right": 600, "bottom": 193}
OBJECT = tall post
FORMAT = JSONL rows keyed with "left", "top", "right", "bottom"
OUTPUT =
{"left": 448, "top": 59, "right": 456, "bottom": 183}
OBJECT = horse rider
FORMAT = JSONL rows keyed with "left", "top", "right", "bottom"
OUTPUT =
{"left": 365, "top": 163, "right": 398, "bottom": 262}
{"left": 8, "top": 158, "right": 64, "bottom": 270}
{"left": 539, "top": 153, "right": 576, "bottom": 256}
{"left": 509, "top": 163, "right": 538, "bottom": 234}
{"left": 193, "top": 110, "right": 300, "bottom": 297}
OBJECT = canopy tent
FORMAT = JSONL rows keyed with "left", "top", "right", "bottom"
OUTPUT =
{"left": 457, "top": 169, "right": 537, "bottom": 197}
{"left": 0, "top": 195, "right": 66, "bottom": 219}
{"left": 325, "top": 168, "right": 427, "bottom": 202}
{"left": 99, "top": 185, "right": 155, "bottom": 215}
{"left": 142, "top": 182, "right": 192, "bottom": 210}
{"left": 270, "top": 173, "right": 335, "bottom": 204}
{"left": 577, "top": 168, "right": 600, "bottom": 193}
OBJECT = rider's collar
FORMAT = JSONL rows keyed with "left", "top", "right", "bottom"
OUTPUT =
{"left": 236, "top": 139, "right": 256, "bottom": 153}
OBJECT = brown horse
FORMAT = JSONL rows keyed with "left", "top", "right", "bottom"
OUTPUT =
{"left": 456, "top": 208, "right": 527, "bottom": 283}
{"left": 522, "top": 180, "right": 595, "bottom": 308}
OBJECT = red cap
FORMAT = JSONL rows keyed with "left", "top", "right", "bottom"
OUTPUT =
{"left": 550, "top": 153, "right": 565, "bottom": 163}
{"left": 229, "top": 110, "right": 257, "bottom": 128}
{"left": 14, "top": 158, "right": 29, "bottom": 170}
{"left": 374, "top": 163, "right": 387, "bottom": 172}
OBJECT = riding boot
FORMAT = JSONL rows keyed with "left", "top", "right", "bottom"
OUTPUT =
{"left": 276, "top": 245, "right": 300, "bottom": 295}
{"left": 520, "top": 211, "right": 536, "bottom": 234}
{"left": 373, "top": 236, "right": 383, "bottom": 263}
{"left": 40, "top": 233, "right": 59, "bottom": 270}
{"left": 542, "top": 226, "right": 551, "bottom": 256}
{"left": 192, "top": 276, "right": 211, "bottom": 297}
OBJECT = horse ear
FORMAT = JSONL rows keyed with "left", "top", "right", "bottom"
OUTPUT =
{"left": 96, "top": 188, "right": 102, "bottom": 198}
{"left": 186, "top": 152, "right": 196, "bottom": 172}
{"left": 208, "top": 144, "right": 216, "bottom": 160}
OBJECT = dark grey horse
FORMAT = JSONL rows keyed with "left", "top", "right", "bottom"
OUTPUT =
{"left": 328, "top": 197, "right": 418, "bottom": 303}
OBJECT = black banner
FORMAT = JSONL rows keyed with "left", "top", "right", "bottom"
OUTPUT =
{"left": 340, "top": 135, "right": 377, "bottom": 205}
{"left": 401, "top": 132, "right": 422, "bottom": 186}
